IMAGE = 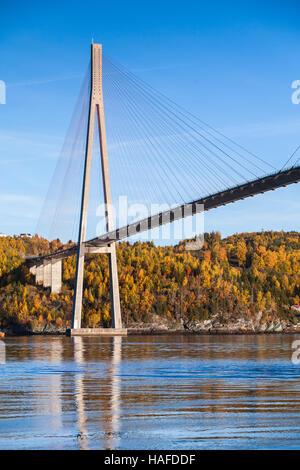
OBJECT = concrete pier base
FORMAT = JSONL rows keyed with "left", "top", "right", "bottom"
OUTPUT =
{"left": 51, "top": 259, "right": 62, "bottom": 294}
{"left": 36, "top": 264, "right": 44, "bottom": 285}
{"left": 66, "top": 328, "right": 127, "bottom": 337}
{"left": 29, "top": 258, "right": 62, "bottom": 293}
{"left": 29, "top": 265, "right": 36, "bottom": 276}
{"left": 43, "top": 260, "right": 52, "bottom": 287}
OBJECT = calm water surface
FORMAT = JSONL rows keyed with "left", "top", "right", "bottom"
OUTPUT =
{"left": 1, "top": 334, "right": 300, "bottom": 449}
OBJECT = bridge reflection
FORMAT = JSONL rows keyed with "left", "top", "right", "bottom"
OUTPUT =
{"left": 73, "top": 336, "right": 122, "bottom": 450}
{"left": 73, "top": 336, "right": 89, "bottom": 449}
{"left": 49, "top": 338, "right": 63, "bottom": 430}
{"left": 1, "top": 335, "right": 300, "bottom": 449}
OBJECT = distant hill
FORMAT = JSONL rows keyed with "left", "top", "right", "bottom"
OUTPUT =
{"left": 0, "top": 231, "right": 299, "bottom": 334}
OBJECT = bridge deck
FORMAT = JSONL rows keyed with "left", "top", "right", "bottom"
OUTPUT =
{"left": 27, "top": 165, "right": 300, "bottom": 265}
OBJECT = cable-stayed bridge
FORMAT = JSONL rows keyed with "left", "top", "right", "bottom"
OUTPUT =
{"left": 27, "top": 44, "right": 300, "bottom": 335}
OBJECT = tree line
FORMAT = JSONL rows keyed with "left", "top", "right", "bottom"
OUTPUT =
{"left": 0, "top": 231, "right": 299, "bottom": 331}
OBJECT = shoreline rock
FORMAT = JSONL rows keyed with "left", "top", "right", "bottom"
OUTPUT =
{"left": 2, "top": 313, "right": 300, "bottom": 336}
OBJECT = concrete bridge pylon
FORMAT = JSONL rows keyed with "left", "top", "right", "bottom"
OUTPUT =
{"left": 70, "top": 44, "right": 125, "bottom": 336}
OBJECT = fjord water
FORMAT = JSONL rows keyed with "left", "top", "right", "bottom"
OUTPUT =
{"left": 1, "top": 335, "right": 300, "bottom": 449}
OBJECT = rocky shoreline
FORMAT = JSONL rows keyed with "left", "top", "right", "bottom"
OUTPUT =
{"left": 127, "top": 325, "right": 300, "bottom": 335}
{"left": 127, "top": 317, "right": 300, "bottom": 335}
{"left": 3, "top": 313, "right": 300, "bottom": 336}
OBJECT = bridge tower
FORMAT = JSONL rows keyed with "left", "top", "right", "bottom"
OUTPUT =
{"left": 71, "top": 44, "right": 124, "bottom": 334}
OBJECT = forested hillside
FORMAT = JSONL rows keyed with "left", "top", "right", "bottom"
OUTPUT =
{"left": 0, "top": 231, "right": 299, "bottom": 333}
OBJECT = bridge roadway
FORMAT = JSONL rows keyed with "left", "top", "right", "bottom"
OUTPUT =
{"left": 27, "top": 165, "right": 300, "bottom": 266}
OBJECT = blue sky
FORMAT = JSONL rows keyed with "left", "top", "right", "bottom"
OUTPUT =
{"left": 1, "top": 0, "right": 300, "bottom": 241}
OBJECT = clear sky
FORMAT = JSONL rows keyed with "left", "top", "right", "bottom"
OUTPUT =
{"left": 1, "top": 0, "right": 300, "bottom": 241}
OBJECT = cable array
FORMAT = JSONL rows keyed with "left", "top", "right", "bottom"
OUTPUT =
{"left": 37, "top": 54, "right": 277, "bottom": 242}
{"left": 102, "top": 55, "right": 274, "bottom": 212}
{"left": 36, "top": 65, "right": 91, "bottom": 242}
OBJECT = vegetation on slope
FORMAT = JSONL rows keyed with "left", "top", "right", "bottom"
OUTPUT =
{"left": 0, "top": 231, "right": 299, "bottom": 332}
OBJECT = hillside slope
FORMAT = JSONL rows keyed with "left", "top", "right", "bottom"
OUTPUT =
{"left": 0, "top": 231, "right": 299, "bottom": 334}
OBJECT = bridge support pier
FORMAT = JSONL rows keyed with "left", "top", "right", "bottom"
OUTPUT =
{"left": 29, "top": 265, "right": 36, "bottom": 276}
{"left": 108, "top": 246, "right": 122, "bottom": 329}
{"left": 72, "top": 248, "right": 85, "bottom": 329}
{"left": 43, "top": 260, "right": 52, "bottom": 287}
{"left": 36, "top": 264, "right": 44, "bottom": 285}
{"left": 72, "top": 244, "right": 123, "bottom": 332}
{"left": 51, "top": 259, "right": 62, "bottom": 294}
{"left": 29, "top": 259, "right": 62, "bottom": 294}
{"left": 70, "top": 44, "right": 125, "bottom": 336}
